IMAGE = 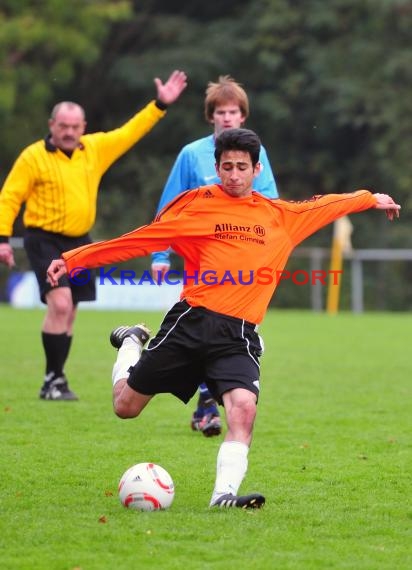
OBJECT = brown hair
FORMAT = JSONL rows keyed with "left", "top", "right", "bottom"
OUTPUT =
{"left": 204, "top": 75, "right": 249, "bottom": 122}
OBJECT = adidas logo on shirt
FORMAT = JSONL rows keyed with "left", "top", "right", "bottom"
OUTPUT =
{"left": 203, "top": 189, "right": 214, "bottom": 198}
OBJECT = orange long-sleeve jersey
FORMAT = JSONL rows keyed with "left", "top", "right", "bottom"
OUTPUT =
{"left": 62, "top": 185, "right": 377, "bottom": 323}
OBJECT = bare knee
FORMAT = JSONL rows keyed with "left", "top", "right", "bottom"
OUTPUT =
{"left": 114, "top": 407, "right": 139, "bottom": 419}
{"left": 113, "top": 381, "right": 151, "bottom": 419}
{"left": 46, "top": 288, "right": 73, "bottom": 320}
{"left": 231, "top": 398, "right": 256, "bottom": 425}
{"left": 113, "top": 399, "right": 142, "bottom": 419}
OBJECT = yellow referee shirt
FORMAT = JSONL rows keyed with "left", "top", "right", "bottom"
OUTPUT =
{"left": 0, "top": 100, "right": 165, "bottom": 238}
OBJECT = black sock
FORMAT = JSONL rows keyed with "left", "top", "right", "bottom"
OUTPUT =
{"left": 62, "top": 335, "right": 72, "bottom": 370}
{"left": 42, "top": 332, "right": 70, "bottom": 381}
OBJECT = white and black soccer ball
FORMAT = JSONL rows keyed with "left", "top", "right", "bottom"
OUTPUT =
{"left": 118, "top": 462, "right": 175, "bottom": 511}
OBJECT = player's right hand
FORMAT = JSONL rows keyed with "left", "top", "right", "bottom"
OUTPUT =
{"left": 0, "top": 243, "right": 15, "bottom": 268}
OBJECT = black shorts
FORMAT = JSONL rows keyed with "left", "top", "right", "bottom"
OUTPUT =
{"left": 127, "top": 300, "right": 263, "bottom": 405}
{"left": 24, "top": 227, "right": 96, "bottom": 304}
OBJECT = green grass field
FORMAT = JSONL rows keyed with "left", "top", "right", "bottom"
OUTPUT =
{"left": 1, "top": 306, "right": 411, "bottom": 570}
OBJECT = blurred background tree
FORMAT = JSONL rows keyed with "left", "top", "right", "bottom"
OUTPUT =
{"left": 0, "top": 0, "right": 132, "bottom": 160}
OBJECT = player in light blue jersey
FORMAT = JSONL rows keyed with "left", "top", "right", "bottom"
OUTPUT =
{"left": 151, "top": 76, "right": 279, "bottom": 437}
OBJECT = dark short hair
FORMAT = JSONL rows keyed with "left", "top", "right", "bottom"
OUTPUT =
{"left": 214, "top": 128, "right": 261, "bottom": 167}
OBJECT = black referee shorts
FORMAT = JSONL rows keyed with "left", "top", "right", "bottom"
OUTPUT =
{"left": 127, "top": 300, "right": 263, "bottom": 405}
{"left": 24, "top": 227, "right": 96, "bottom": 304}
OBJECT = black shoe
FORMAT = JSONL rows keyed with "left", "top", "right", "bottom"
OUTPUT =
{"left": 39, "top": 376, "right": 78, "bottom": 401}
{"left": 212, "top": 493, "right": 265, "bottom": 509}
{"left": 109, "top": 324, "right": 151, "bottom": 349}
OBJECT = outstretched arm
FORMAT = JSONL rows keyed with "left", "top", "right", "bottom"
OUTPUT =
{"left": 155, "top": 70, "right": 187, "bottom": 105}
{"left": 373, "top": 193, "right": 401, "bottom": 221}
{"left": 282, "top": 190, "right": 401, "bottom": 247}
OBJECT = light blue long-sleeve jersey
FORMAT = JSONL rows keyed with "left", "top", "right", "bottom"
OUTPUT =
{"left": 152, "top": 134, "right": 279, "bottom": 265}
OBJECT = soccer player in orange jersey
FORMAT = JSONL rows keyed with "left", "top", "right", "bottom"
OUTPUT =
{"left": 47, "top": 128, "right": 400, "bottom": 509}
{"left": 152, "top": 75, "right": 279, "bottom": 437}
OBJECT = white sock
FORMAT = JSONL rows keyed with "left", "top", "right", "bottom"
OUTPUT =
{"left": 209, "top": 441, "right": 249, "bottom": 506}
{"left": 111, "top": 337, "right": 142, "bottom": 385}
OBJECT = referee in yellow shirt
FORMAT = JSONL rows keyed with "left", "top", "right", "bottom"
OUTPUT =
{"left": 0, "top": 70, "right": 187, "bottom": 401}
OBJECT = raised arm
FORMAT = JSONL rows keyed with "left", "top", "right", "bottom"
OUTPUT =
{"left": 93, "top": 70, "right": 188, "bottom": 171}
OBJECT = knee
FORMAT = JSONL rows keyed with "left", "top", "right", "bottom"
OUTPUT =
{"left": 114, "top": 408, "right": 135, "bottom": 419}
{"left": 112, "top": 382, "right": 150, "bottom": 419}
{"left": 229, "top": 399, "right": 256, "bottom": 425}
{"left": 47, "top": 292, "right": 73, "bottom": 318}
{"left": 113, "top": 394, "right": 142, "bottom": 419}
{"left": 114, "top": 406, "right": 138, "bottom": 419}
{"left": 239, "top": 399, "right": 257, "bottom": 423}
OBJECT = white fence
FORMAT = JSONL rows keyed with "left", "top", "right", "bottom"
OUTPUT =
{"left": 294, "top": 247, "right": 412, "bottom": 312}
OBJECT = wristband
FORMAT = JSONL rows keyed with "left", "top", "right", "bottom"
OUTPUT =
{"left": 155, "top": 99, "right": 168, "bottom": 111}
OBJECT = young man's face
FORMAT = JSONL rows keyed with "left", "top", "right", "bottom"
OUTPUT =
{"left": 216, "top": 150, "right": 261, "bottom": 198}
{"left": 211, "top": 103, "right": 246, "bottom": 136}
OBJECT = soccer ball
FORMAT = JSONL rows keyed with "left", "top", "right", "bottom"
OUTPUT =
{"left": 118, "top": 462, "right": 175, "bottom": 511}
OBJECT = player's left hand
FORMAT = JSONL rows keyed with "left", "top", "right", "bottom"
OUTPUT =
{"left": 155, "top": 70, "right": 187, "bottom": 105}
{"left": 47, "top": 259, "right": 67, "bottom": 287}
{"left": 373, "top": 193, "right": 401, "bottom": 221}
